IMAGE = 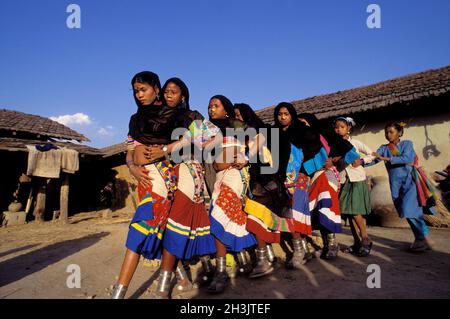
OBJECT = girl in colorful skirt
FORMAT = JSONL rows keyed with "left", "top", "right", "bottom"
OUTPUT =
{"left": 144, "top": 78, "right": 219, "bottom": 298}
{"left": 111, "top": 71, "right": 178, "bottom": 299}
{"left": 273, "top": 104, "right": 327, "bottom": 269}
{"left": 206, "top": 95, "right": 257, "bottom": 293}
{"left": 297, "top": 113, "right": 360, "bottom": 260}
{"left": 334, "top": 117, "right": 375, "bottom": 257}
{"left": 373, "top": 122, "right": 433, "bottom": 252}
{"left": 233, "top": 103, "right": 279, "bottom": 276}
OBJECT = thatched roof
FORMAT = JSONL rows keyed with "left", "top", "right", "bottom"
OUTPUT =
{"left": 256, "top": 65, "right": 450, "bottom": 124}
{"left": 0, "top": 137, "right": 100, "bottom": 156}
{"left": 99, "top": 142, "right": 127, "bottom": 158}
{"left": 0, "top": 109, "right": 90, "bottom": 142}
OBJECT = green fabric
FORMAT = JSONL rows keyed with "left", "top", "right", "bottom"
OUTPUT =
{"left": 339, "top": 179, "right": 371, "bottom": 215}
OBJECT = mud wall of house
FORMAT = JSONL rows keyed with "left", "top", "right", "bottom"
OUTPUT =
{"left": 346, "top": 101, "right": 450, "bottom": 226}
{"left": 353, "top": 111, "right": 450, "bottom": 177}
{"left": 111, "top": 164, "right": 137, "bottom": 214}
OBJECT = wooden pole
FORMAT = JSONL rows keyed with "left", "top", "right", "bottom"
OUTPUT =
{"left": 59, "top": 173, "right": 70, "bottom": 224}
{"left": 25, "top": 187, "right": 33, "bottom": 214}
{"left": 33, "top": 178, "right": 46, "bottom": 223}
{"left": 127, "top": 181, "right": 138, "bottom": 211}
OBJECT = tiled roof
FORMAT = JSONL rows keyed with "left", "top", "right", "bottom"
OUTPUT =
{"left": 256, "top": 65, "right": 450, "bottom": 124}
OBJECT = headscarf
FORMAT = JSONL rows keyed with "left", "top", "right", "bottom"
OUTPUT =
{"left": 334, "top": 116, "right": 356, "bottom": 131}
{"left": 298, "top": 112, "right": 354, "bottom": 160}
{"left": 162, "top": 77, "right": 190, "bottom": 110}
{"left": 209, "top": 95, "right": 245, "bottom": 135}
{"left": 272, "top": 102, "right": 300, "bottom": 179}
{"left": 273, "top": 102, "right": 299, "bottom": 128}
{"left": 128, "top": 71, "right": 177, "bottom": 145}
{"left": 234, "top": 103, "right": 266, "bottom": 129}
{"left": 273, "top": 104, "right": 323, "bottom": 173}
{"left": 297, "top": 112, "right": 322, "bottom": 133}
{"left": 233, "top": 103, "right": 272, "bottom": 173}
{"left": 162, "top": 77, "right": 204, "bottom": 129}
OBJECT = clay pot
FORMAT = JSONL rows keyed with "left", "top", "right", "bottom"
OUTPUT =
{"left": 8, "top": 201, "right": 23, "bottom": 213}
{"left": 370, "top": 175, "right": 409, "bottom": 228}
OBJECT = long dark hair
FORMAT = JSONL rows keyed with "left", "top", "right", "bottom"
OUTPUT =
{"left": 210, "top": 95, "right": 235, "bottom": 118}
{"left": 131, "top": 71, "right": 161, "bottom": 107}
{"left": 208, "top": 95, "right": 239, "bottom": 135}
{"left": 298, "top": 112, "right": 354, "bottom": 160}
{"left": 162, "top": 77, "right": 190, "bottom": 109}
{"left": 297, "top": 113, "right": 322, "bottom": 134}
{"left": 273, "top": 102, "right": 299, "bottom": 128}
{"left": 128, "top": 71, "right": 179, "bottom": 145}
{"left": 234, "top": 103, "right": 266, "bottom": 129}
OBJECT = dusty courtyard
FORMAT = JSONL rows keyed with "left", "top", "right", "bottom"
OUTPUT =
{"left": 0, "top": 210, "right": 449, "bottom": 299}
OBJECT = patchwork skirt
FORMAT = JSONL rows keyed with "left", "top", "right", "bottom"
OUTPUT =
{"left": 163, "top": 161, "right": 216, "bottom": 260}
{"left": 125, "top": 161, "right": 175, "bottom": 260}
{"left": 209, "top": 168, "right": 257, "bottom": 252}
{"left": 245, "top": 173, "right": 312, "bottom": 243}
{"left": 309, "top": 169, "right": 342, "bottom": 233}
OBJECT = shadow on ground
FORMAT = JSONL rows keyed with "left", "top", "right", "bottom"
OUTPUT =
{"left": 0, "top": 232, "right": 109, "bottom": 287}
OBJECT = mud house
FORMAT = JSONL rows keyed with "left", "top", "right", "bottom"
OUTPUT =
{"left": 0, "top": 109, "right": 119, "bottom": 225}
{"left": 256, "top": 65, "right": 450, "bottom": 227}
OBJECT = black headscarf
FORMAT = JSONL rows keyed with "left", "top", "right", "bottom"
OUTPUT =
{"left": 297, "top": 113, "right": 322, "bottom": 134}
{"left": 162, "top": 77, "right": 190, "bottom": 110}
{"left": 234, "top": 103, "right": 267, "bottom": 129}
{"left": 298, "top": 112, "right": 354, "bottom": 160}
{"left": 273, "top": 102, "right": 298, "bottom": 128}
{"left": 159, "top": 77, "right": 206, "bottom": 161}
{"left": 209, "top": 95, "right": 245, "bottom": 135}
{"left": 273, "top": 103, "right": 323, "bottom": 171}
{"left": 161, "top": 77, "right": 205, "bottom": 130}
{"left": 272, "top": 102, "right": 300, "bottom": 179}
{"left": 211, "top": 95, "right": 235, "bottom": 117}
{"left": 128, "top": 71, "right": 177, "bottom": 145}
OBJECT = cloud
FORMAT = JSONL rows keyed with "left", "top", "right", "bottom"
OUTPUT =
{"left": 50, "top": 113, "right": 92, "bottom": 126}
{"left": 98, "top": 126, "right": 115, "bottom": 136}
{"left": 49, "top": 112, "right": 117, "bottom": 145}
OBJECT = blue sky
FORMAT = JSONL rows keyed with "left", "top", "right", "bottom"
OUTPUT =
{"left": 1, "top": 0, "right": 449, "bottom": 147}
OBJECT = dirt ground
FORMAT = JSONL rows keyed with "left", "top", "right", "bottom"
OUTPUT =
{"left": 1, "top": 209, "right": 449, "bottom": 299}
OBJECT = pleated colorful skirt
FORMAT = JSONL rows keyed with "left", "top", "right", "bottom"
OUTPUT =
{"left": 209, "top": 168, "right": 257, "bottom": 252}
{"left": 245, "top": 172, "right": 312, "bottom": 243}
{"left": 309, "top": 169, "right": 342, "bottom": 233}
{"left": 125, "top": 161, "right": 175, "bottom": 260}
{"left": 163, "top": 161, "right": 216, "bottom": 260}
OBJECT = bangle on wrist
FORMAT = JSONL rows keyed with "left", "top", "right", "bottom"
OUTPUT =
{"left": 126, "top": 160, "right": 135, "bottom": 168}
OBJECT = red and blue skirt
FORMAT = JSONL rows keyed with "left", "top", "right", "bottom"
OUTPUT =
{"left": 163, "top": 161, "right": 216, "bottom": 260}
{"left": 125, "top": 161, "right": 175, "bottom": 260}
